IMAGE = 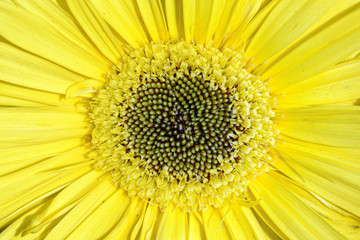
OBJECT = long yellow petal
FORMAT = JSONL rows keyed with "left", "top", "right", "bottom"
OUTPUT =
{"left": 11, "top": 0, "right": 100, "bottom": 54}
{"left": 0, "top": 147, "right": 92, "bottom": 228}
{"left": 276, "top": 58, "right": 360, "bottom": 106}
{"left": 0, "top": 43, "right": 84, "bottom": 93}
{"left": 263, "top": 3, "right": 360, "bottom": 92}
{"left": 241, "top": 207, "right": 271, "bottom": 240}
{"left": 26, "top": 170, "right": 104, "bottom": 233}
{"left": 246, "top": 0, "right": 337, "bottom": 64}
{"left": 164, "top": 0, "right": 183, "bottom": 39}
{"left": 219, "top": 203, "right": 257, "bottom": 240}
{"left": 212, "top": 0, "right": 252, "bottom": 48}
{"left": 245, "top": 193, "right": 286, "bottom": 240}
{"left": 0, "top": 2, "right": 109, "bottom": 80}
{"left": 194, "top": 0, "right": 226, "bottom": 45}
{"left": 67, "top": 189, "right": 131, "bottom": 240}
{"left": 44, "top": 176, "right": 116, "bottom": 240}
{"left": 299, "top": 0, "right": 360, "bottom": 34}
{"left": 182, "top": 0, "right": 196, "bottom": 43}
{"left": 0, "top": 107, "right": 88, "bottom": 144}
{"left": 276, "top": 135, "right": 360, "bottom": 169}
{"left": 188, "top": 212, "right": 205, "bottom": 240}
{"left": 102, "top": 197, "right": 145, "bottom": 240}
{"left": 276, "top": 106, "right": 360, "bottom": 148}
{"left": 0, "top": 138, "right": 82, "bottom": 175}
{"left": 251, "top": 173, "right": 345, "bottom": 239}
{"left": 0, "top": 82, "right": 69, "bottom": 106}
{"left": 201, "top": 207, "right": 232, "bottom": 240}
{"left": 90, "top": 0, "right": 149, "bottom": 48}
{"left": 136, "top": 0, "right": 169, "bottom": 42}
{"left": 273, "top": 148, "right": 360, "bottom": 217}
{"left": 138, "top": 204, "right": 159, "bottom": 240}
{"left": 0, "top": 95, "right": 44, "bottom": 107}
{"left": 223, "top": 0, "right": 263, "bottom": 49}
{"left": 270, "top": 170, "right": 360, "bottom": 233}
{"left": 0, "top": 202, "right": 53, "bottom": 239}
{"left": 289, "top": 146, "right": 360, "bottom": 192}
{"left": 155, "top": 204, "right": 187, "bottom": 240}
{"left": 67, "top": 0, "right": 123, "bottom": 64}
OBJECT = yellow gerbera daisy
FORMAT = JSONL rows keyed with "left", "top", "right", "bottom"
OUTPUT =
{"left": 0, "top": 0, "right": 359, "bottom": 239}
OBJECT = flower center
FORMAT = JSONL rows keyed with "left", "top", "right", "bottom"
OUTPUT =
{"left": 125, "top": 74, "right": 239, "bottom": 181}
{"left": 90, "top": 41, "right": 277, "bottom": 211}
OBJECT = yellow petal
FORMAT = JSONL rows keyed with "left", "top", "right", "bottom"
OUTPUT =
{"left": 276, "top": 106, "right": 360, "bottom": 148}
{"left": 0, "top": 2, "right": 109, "bottom": 80}
{"left": 67, "top": 0, "right": 124, "bottom": 63}
{"left": 0, "top": 107, "right": 88, "bottom": 143}
{"left": 246, "top": 0, "right": 337, "bottom": 65}
{"left": 65, "top": 79, "right": 104, "bottom": 99}
{"left": 245, "top": 189, "right": 286, "bottom": 240}
{"left": 274, "top": 145, "right": 360, "bottom": 217}
{"left": 264, "top": 3, "right": 360, "bottom": 92}
{"left": 299, "top": 0, "right": 360, "bottom": 34}
{"left": 0, "top": 43, "right": 84, "bottom": 93}
{"left": 26, "top": 170, "right": 104, "bottom": 233}
{"left": 67, "top": 189, "right": 131, "bottom": 240}
{"left": 188, "top": 212, "right": 205, "bottom": 240}
{"left": 276, "top": 135, "right": 360, "bottom": 170}
{"left": 0, "top": 81, "right": 70, "bottom": 106}
{"left": 241, "top": 207, "right": 270, "bottom": 240}
{"left": 44, "top": 176, "right": 116, "bottom": 240}
{"left": 223, "top": 0, "right": 263, "bottom": 49}
{"left": 212, "top": 0, "right": 255, "bottom": 48}
{"left": 276, "top": 58, "right": 360, "bottom": 106}
{"left": 155, "top": 204, "right": 187, "bottom": 240}
{"left": 251, "top": 173, "right": 345, "bottom": 239}
{"left": 0, "top": 202, "right": 52, "bottom": 239}
{"left": 219, "top": 203, "right": 257, "bottom": 240}
{"left": 164, "top": 0, "right": 182, "bottom": 39}
{"left": 90, "top": 0, "right": 149, "bottom": 48}
{"left": 138, "top": 204, "right": 159, "bottom": 240}
{"left": 11, "top": 0, "right": 99, "bottom": 54}
{"left": 182, "top": 0, "right": 196, "bottom": 42}
{"left": 201, "top": 207, "right": 232, "bottom": 240}
{"left": 103, "top": 197, "right": 145, "bottom": 240}
{"left": 129, "top": 203, "right": 148, "bottom": 240}
{"left": 0, "top": 95, "right": 44, "bottom": 107}
{"left": 137, "top": 0, "right": 169, "bottom": 42}
{"left": 0, "top": 138, "right": 82, "bottom": 175}
{"left": 0, "top": 147, "right": 92, "bottom": 228}
{"left": 194, "top": 0, "right": 226, "bottom": 45}
{"left": 270, "top": 170, "right": 360, "bottom": 233}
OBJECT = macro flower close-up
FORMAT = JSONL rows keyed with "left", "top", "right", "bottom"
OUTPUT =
{"left": 1, "top": 0, "right": 360, "bottom": 239}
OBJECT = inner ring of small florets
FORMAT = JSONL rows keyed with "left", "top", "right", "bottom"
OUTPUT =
{"left": 124, "top": 74, "right": 241, "bottom": 181}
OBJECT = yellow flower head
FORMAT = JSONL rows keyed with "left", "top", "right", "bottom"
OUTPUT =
{"left": 0, "top": 0, "right": 359, "bottom": 239}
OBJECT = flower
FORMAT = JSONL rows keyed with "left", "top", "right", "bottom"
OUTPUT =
{"left": 0, "top": 0, "right": 359, "bottom": 239}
